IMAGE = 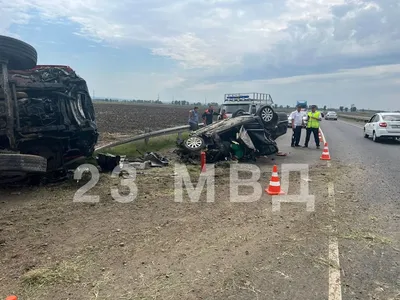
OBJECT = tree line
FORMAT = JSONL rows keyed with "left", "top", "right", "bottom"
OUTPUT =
{"left": 95, "top": 98, "right": 387, "bottom": 112}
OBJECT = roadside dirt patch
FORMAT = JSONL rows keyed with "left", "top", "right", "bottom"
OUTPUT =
{"left": 0, "top": 158, "right": 340, "bottom": 299}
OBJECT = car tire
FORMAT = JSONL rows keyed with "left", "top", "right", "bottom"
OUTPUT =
{"left": 0, "top": 35, "right": 37, "bottom": 70}
{"left": 256, "top": 105, "right": 278, "bottom": 127}
{"left": 372, "top": 131, "right": 379, "bottom": 142}
{"left": 0, "top": 153, "right": 47, "bottom": 172}
{"left": 232, "top": 109, "right": 247, "bottom": 118}
{"left": 183, "top": 136, "right": 205, "bottom": 151}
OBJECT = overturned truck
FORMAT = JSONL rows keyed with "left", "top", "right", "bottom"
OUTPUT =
{"left": 0, "top": 35, "right": 98, "bottom": 183}
{"left": 177, "top": 105, "right": 288, "bottom": 163}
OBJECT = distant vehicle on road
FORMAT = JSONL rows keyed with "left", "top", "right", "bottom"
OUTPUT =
{"left": 363, "top": 112, "right": 400, "bottom": 142}
{"left": 325, "top": 111, "right": 338, "bottom": 120}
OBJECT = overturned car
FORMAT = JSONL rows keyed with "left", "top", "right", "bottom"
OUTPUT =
{"left": 0, "top": 35, "right": 98, "bottom": 183}
{"left": 177, "top": 105, "right": 288, "bottom": 163}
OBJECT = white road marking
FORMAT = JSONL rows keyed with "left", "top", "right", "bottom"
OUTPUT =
{"left": 319, "top": 128, "right": 327, "bottom": 144}
{"left": 327, "top": 172, "right": 342, "bottom": 300}
{"left": 337, "top": 120, "right": 364, "bottom": 129}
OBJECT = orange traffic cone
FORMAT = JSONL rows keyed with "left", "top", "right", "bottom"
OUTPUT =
{"left": 320, "top": 142, "right": 331, "bottom": 160}
{"left": 265, "top": 165, "right": 285, "bottom": 195}
{"left": 6, "top": 296, "right": 17, "bottom": 300}
{"left": 318, "top": 131, "right": 323, "bottom": 142}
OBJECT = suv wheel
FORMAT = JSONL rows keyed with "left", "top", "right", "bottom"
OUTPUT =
{"left": 256, "top": 105, "right": 278, "bottom": 127}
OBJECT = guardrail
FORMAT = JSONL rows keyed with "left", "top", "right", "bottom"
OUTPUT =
{"left": 337, "top": 113, "right": 370, "bottom": 122}
{"left": 95, "top": 123, "right": 205, "bottom": 151}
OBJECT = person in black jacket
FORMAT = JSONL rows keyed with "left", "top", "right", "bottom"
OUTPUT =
{"left": 202, "top": 105, "right": 218, "bottom": 125}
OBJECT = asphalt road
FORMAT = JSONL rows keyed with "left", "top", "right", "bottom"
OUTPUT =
{"left": 322, "top": 119, "right": 400, "bottom": 207}
{"left": 321, "top": 119, "right": 400, "bottom": 300}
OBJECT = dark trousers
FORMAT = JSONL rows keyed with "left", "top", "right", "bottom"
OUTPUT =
{"left": 189, "top": 122, "right": 198, "bottom": 131}
{"left": 305, "top": 127, "right": 320, "bottom": 147}
{"left": 291, "top": 126, "right": 302, "bottom": 146}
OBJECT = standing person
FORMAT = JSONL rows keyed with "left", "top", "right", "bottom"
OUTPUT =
{"left": 289, "top": 105, "right": 304, "bottom": 147}
{"left": 303, "top": 105, "right": 322, "bottom": 149}
{"left": 218, "top": 109, "right": 227, "bottom": 120}
{"left": 202, "top": 105, "right": 217, "bottom": 125}
{"left": 188, "top": 106, "right": 199, "bottom": 131}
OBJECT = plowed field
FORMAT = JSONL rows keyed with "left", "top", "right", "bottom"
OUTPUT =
{"left": 93, "top": 102, "right": 199, "bottom": 147}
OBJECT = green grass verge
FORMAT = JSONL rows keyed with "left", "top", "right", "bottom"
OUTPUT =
{"left": 96, "top": 132, "right": 190, "bottom": 157}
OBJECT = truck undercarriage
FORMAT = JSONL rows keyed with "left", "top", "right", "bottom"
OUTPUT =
{"left": 0, "top": 35, "right": 98, "bottom": 184}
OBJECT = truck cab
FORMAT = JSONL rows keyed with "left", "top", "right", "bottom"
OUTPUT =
{"left": 219, "top": 93, "right": 274, "bottom": 118}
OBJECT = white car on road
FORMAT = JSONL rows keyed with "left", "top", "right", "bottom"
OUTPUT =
{"left": 364, "top": 112, "right": 400, "bottom": 142}
{"left": 324, "top": 111, "right": 338, "bottom": 120}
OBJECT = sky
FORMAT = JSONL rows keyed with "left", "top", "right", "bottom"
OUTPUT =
{"left": 1, "top": 0, "right": 400, "bottom": 110}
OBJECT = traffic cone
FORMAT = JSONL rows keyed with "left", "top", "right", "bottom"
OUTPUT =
{"left": 318, "top": 131, "right": 323, "bottom": 142}
{"left": 265, "top": 165, "right": 285, "bottom": 195}
{"left": 6, "top": 296, "right": 17, "bottom": 300}
{"left": 320, "top": 142, "right": 331, "bottom": 160}
{"left": 200, "top": 151, "right": 206, "bottom": 172}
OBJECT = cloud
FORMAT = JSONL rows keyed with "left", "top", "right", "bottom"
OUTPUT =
{"left": 1, "top": 0, "right": 400, "bottom": 109}
{"left": 2, "top": 0, "right": 399, "bottom": 72}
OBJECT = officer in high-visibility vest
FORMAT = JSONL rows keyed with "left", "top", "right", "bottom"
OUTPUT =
{"left": 303, "top": 105, "right": 322, "bottom": 149}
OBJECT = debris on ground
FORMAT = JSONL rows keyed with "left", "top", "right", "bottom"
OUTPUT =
{"left": 96, "top": 151, "right": 170, "bottom": 173}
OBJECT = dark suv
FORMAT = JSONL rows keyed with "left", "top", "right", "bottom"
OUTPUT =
{"left": 178, "top": 105, "right": 288, "bottom": 162}
{"left": 0, "top": 35, "right": 98, "bottom": 183}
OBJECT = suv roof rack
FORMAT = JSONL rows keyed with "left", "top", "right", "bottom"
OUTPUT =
{"left": 224, "top": 93, "right": 274, "bottom": 104}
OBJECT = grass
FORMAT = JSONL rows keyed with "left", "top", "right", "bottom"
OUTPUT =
{"left": 21, "top": 261, "right": 82, "bottom": 287}
{"left": 98, "top": 132, "right": 190, "bottom": 157}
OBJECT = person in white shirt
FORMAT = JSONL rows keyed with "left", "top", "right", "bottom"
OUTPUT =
{"left": 289, "top": 105, "right": 304, "bottom": 147}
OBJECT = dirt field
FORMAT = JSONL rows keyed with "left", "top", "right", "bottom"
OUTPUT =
{"left": 0, "top": 151, "right": 339, "bottom": 299}
{"left": 93, "top": 103, "right": 195, "bottom": 147}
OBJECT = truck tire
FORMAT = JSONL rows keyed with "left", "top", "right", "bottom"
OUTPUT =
{"left": 0, "top": 35, "right": 37, "bottom": 70}
{"left": 0, "top": 153, "right": 47, "bottom": 173}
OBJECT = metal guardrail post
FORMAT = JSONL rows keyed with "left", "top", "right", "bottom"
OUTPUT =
{"left": 144, "top": 128, "right": 150, "bottom": 145}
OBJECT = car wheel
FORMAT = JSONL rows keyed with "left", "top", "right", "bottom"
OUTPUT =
{"left": 232, "top": 109, "right": 246, "bottom": 118}
{"left": 256, "top": 105, "right": 278, "bottom": 127}
{"left": 372, "top": 131, "right": 379, "bottom": 142}
{"left": 0, "top": 35, "right": 37, "bottom": 69}
{"left": 183, "top": 136, "right": 205, "bottom": 151}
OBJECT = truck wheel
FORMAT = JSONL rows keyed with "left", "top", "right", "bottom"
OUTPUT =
{"left": 256, "top": 105, "right": 278, "bottom": 126}
{"left": 0, "top": 153, "right": 47, "bottom": 172}
{"left": 0, "top": 35, "right": 37, "bottom": 70}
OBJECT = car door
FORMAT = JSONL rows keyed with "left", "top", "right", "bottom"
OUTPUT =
{"left": 366, "top": 115, "right": 376, "bottom": 135}
{"left": 370, "top": 114, "right": 380, "bottom": 134}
